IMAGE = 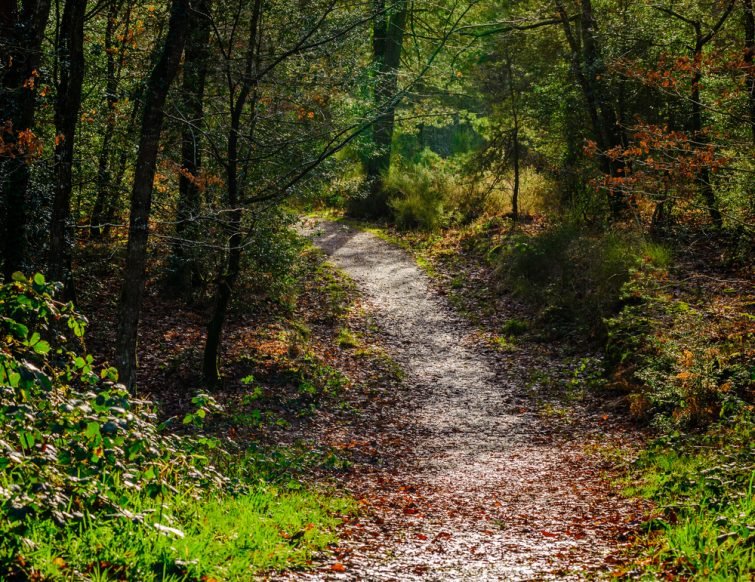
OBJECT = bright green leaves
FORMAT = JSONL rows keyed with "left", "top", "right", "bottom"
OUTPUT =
{"left": 25, "top": 331, "right": 50, "bottom": 354}
{"left": 68, "top": 316, "right": 86, "bottom": 337}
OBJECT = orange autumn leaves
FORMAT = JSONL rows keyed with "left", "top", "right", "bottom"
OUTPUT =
{"left": 584, "top": 122, "right": 730, "bottom": 201}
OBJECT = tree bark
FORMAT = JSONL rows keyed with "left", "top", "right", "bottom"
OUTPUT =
{"left": 90, "top": 0, "right": 125, "bottom": 238}
{"left": 166, "top": 0, "right": 212, "bottom": 295}
{"left": 0, "top": 0, "right": 53, "bottom": 279}
{"left": 202, "top": 0, "right": 262, "bottom": 384}
{"left": 350, "top": 0, "right": 408, "bottom": 217}
{"left": 690, "top": 39, "right": 722, "bottom": 227}
{"left": 505, "top": 51, "right": 520, "bottom": 220}
{"left": 48, "top": 0, "right": 87, "bottom": 300}
{"left": 744, "top": 0, "right": 755, "bottom": 144}
{"left": 115, "top": 0, "right": 190, "bottom": 391}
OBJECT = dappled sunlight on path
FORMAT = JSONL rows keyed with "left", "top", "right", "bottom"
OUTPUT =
{"left": 284, "top": 219, "right": 644, "bottom": 580}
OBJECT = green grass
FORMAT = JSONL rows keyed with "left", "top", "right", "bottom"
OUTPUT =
{"left": 336, "top": 327, "right": 361, "bottom": 349}
{"left": 8, "top": 483, "right": 354, "bottom": 580}
{"left": 620, "top": 418, "right": 755, "bottom": 580}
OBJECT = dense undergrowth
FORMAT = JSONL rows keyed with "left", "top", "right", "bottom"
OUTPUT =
{"left": 0, "top": 272, "right": 355, "bottom": 580}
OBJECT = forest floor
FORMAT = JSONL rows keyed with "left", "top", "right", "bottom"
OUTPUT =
{"left": 282, "top": 218, "right": 650, "bottom": 580}
{"left": 73, "top": 217, "right": 659, "bottom": 580}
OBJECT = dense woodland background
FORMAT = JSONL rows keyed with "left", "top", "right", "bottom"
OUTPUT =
{"left": 0, "top": 0, "right": 753, "bottom": 579}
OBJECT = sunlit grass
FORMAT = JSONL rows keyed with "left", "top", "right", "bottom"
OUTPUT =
{"left": 621, "top": 418, "right": 754, "bottom": 579}
{"left": 7, "top": 483, "right": 355, "bottom": 580}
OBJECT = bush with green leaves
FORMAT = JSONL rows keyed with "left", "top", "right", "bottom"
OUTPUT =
{"left": 386, "top": 153, "right": 454, "bottom": 231}
{"left": 605, "top": 263, "right": 752, "bottom": 428}
{"left": 0, "top": 274, "right": 353, "bottom": 579}
{"left": 497, "top": 223, "right": 669, "bottom": 339}
{"left": 0, "top": 274, "right": 224, "bottom": 558}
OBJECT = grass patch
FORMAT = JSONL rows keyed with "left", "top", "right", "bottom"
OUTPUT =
{"left": 336, "top": 327, "right": 361, "bottom": 349}
{"left": 619, "top": 417, "right": 754, "bottom": 580}
{"left": 6, "top": 479, "right": 354, "bottom": 581}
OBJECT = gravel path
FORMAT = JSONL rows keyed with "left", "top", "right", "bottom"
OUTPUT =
{"left": 297, "top": 219, "right": 641, "bottom": 581}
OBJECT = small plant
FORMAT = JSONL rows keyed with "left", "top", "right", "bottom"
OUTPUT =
{"left": 501, "top": 318, "right": 528, "bottom": 336}
{"left": 336, "top": 327, "right": 360, "bottom": 349}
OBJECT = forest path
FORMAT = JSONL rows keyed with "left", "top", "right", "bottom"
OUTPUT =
{"left": 297, "top": 218, "right": 640, "bottom": 581}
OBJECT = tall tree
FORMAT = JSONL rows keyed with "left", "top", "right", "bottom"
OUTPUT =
{"left": 48, "top": 0, "right": 87, "bottom": 298}
{"left": 0, "top": 0, "right": 53, "bottom": 278}
{"left": 115, "top": 0, "right": 190, "bottom": 391}
{"left": 166, "top": 0, "right": 212, "bottom": 294}
{"left": 653, "top": 0, "right": 736, "bottom": 227}
{"left": 350, "top": 0, "right": 408, "bottom": 217}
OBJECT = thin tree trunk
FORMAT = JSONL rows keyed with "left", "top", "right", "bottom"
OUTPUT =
{"left": 690, "top": 41, "right": 721, "bottom": 227}
{"left": 167, "top": 0, "right": 212, "bottom": 294}
{"left": 202, "top": 0, "right": 262, "bottom": 384}
{"left": 90, "top": 0, "right": 124, "bottom": 238}
{"left": 505, "top": 51, "right": 520, "bottom": 221}
{"left": 0, "top": 0, "right": 53, "bottom": 279}
{"left": 49, "top": 0, "right": 86, "bottom": 300}
{"left": 744, "top": 0, "right": 755, "bottom": 144}
{"left": 115, "top": 0, "right": 190, "bottom": 391}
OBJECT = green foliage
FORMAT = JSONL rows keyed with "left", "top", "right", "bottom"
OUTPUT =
{"left": 623, "top": 417, "right": 755, "bottom": 579}
{"left": 497, "top": 224, "right": 667, "bottom": 338}
{"left": 385, "top": 152, "right": 455, "bottom": 231}
{"left": 0, "top": 274, "right": 352, "bottom": 578}
{"left": 336, "top": 327, "right": 360, "bottom": 349}
{"left": 501, "top": 318, "right": 528, "bottom": 336}
{"left": 240, "top": 209, "right": 306, "bottom": 309}
{"left": 605, "top": 262, "right": 751, "bottom": 428}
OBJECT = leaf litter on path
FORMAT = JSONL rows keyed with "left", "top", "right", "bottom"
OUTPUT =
{"left": 274, "top": 219, "right": 647, "bottom": 581}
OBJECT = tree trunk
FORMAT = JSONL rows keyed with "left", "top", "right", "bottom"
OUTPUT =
{"left": 0, "top": 0, "right": 53, "bottom": 279}
{"left": 505, "top": 52, "right": 520, "bottom": 221}
{"left": 202, "top": 0, "right": 262, "bottom": 384}
{"left": 744, "top": 0, "right": 755, "bottom": 144}
{"left": 115, "top": 0, "right": 190, "bottom": 391}
{"left": 350, "top": 0, "right": 408, "bottom": 217}
{"left": 49, "top": 0, "right": 87, "bottom": 300}
{"left": 166, "top": 0, "right": 212, "bottom": 295}
{"left": 691, "top": 39, "right": 722, "bottom": 228}
{"left": 90, "top": 0, "right": 124, "bottom": 238}
{"left": 202, "top": 212, "right": 241, "bottom": 383}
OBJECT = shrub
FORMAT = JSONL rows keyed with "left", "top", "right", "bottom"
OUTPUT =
{"left": 0, "top": 273, "right": 352, "bottom": 578}
{"left": 605, "top": 262, "right": 752, "bottom": 428}
{"left": 386, "top": 167, "right": 447, "bottom": 231}
{"left": 472, "top": 167, "right": 558, "bottom": 219}
{"left": 497, "top": 224, "right": 666, "bottom": 339}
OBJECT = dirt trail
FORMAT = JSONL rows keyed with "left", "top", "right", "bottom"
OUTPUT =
{"left": 297, "top": 219, "right": 641, "bottom": 581}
